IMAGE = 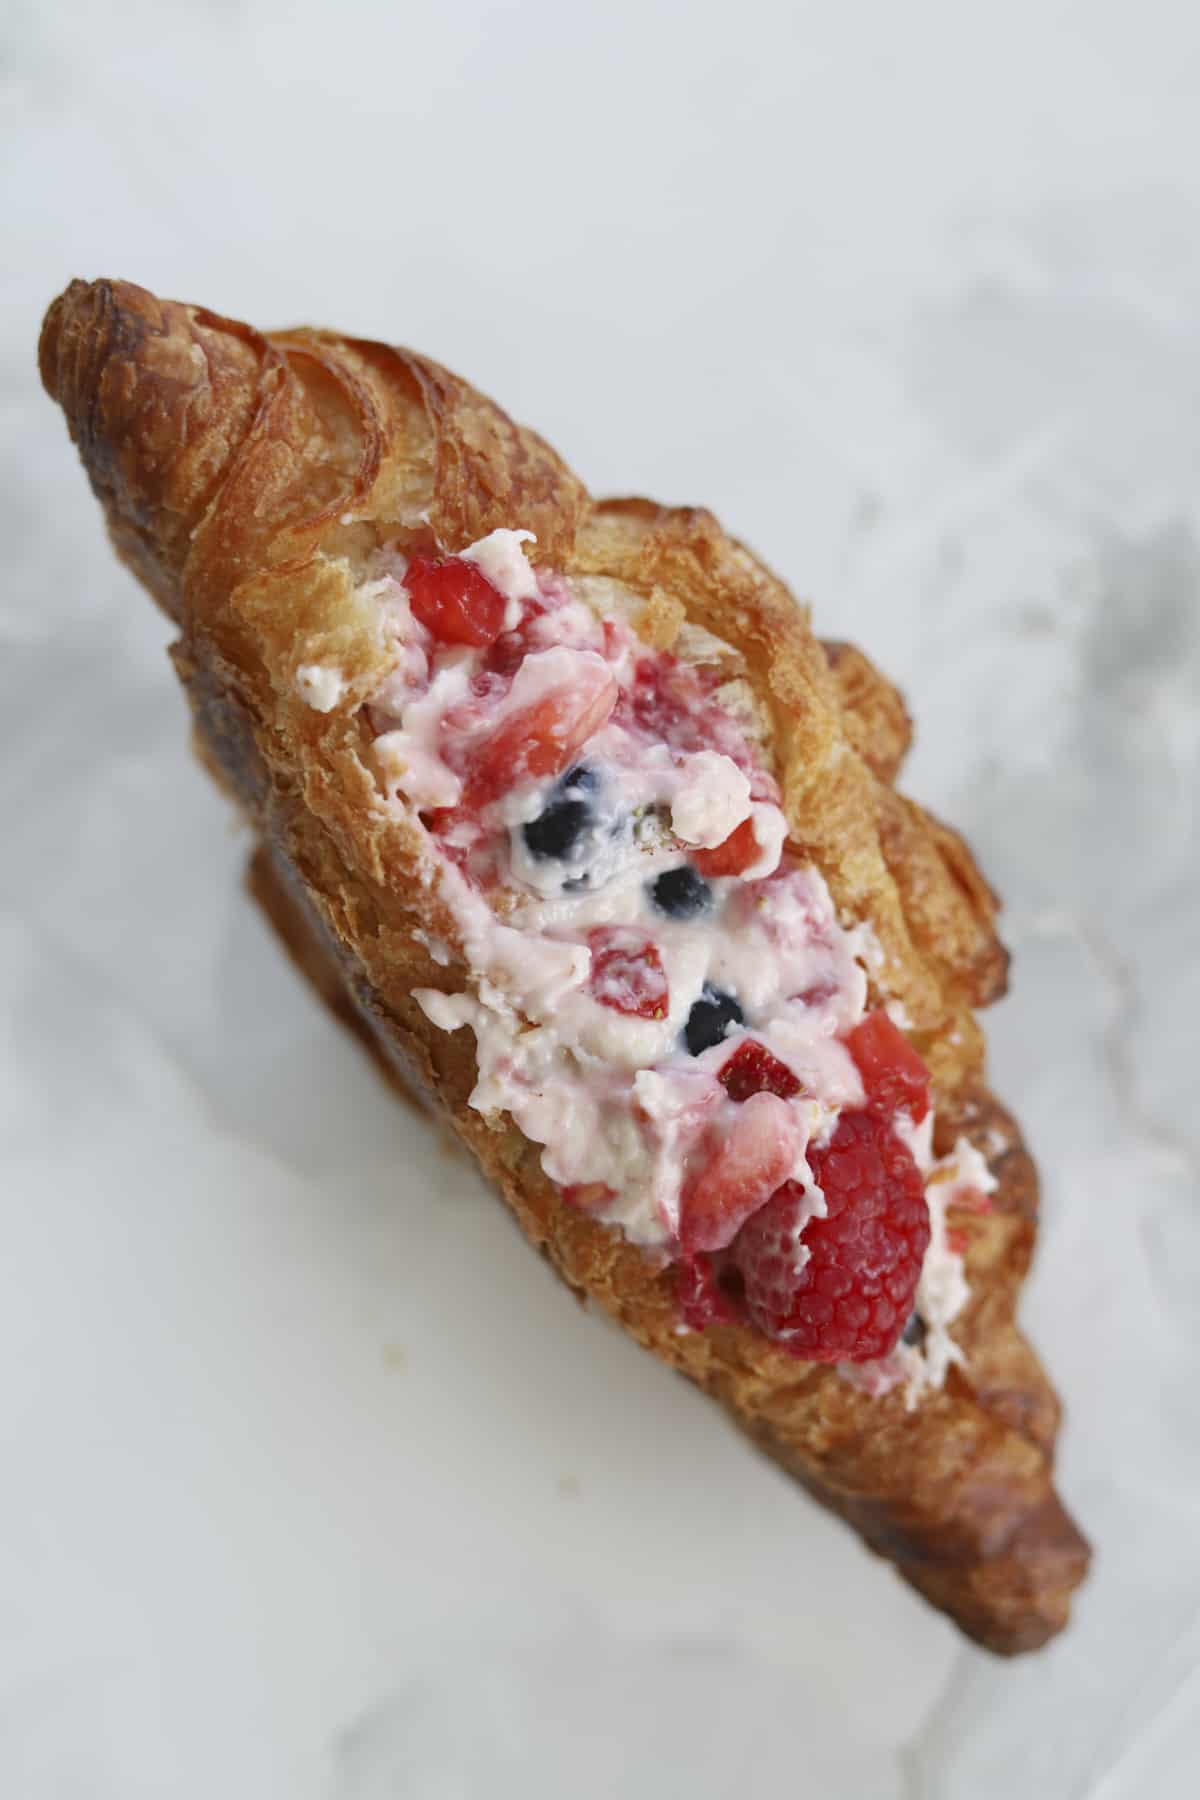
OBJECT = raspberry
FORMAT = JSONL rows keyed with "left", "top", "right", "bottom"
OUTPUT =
{"left": 404, "top": 555, "right": 508, "bottom": 646}
{"left": 731, "top": 1108, "right": 930, "bottom": 1362}
{"left": 675, "top": 1255, "right": 739, "bottom": 1330}
{"left": 718, "top": 1039, "right": 803, "bottom": 1103}
{"left": 845, "top": 1010, "right": 931, "bottom": 1124}
{"left": 588, "top": 927, "right": 669, "bottom": 1021}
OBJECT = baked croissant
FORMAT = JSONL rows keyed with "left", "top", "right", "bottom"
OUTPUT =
{"left": 39, "top": 278, "right": 1090, "bottom": 1653}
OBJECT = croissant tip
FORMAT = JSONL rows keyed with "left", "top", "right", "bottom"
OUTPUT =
{"left": 40, "top": 277, "right": 149, "bottom": 399}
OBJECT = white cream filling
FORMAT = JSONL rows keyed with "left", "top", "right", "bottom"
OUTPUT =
{"left": 460, "top": 527, "right": 538, "bottom": 628}
{"left": 416, "top": 856, "right": 866, "bottom": 1246}
{"left": 362, "top": 528, "right": 972, "bottom": 1390}
{"left": 295, "top": 663, "right": 348, "bottom": 712}
{"left": 670, "top": 751, "right": 752, "bottom": 848}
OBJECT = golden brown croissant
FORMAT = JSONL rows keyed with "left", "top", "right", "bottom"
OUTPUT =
{"left": 39, "top": 277, "right": 1090, "bottom": 1653}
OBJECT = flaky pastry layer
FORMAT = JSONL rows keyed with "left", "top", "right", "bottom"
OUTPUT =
{"left": 40, "top": 278, "right": 1090, "bottom": 1651}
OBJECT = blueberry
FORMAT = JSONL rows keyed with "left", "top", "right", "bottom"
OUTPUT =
{"left": 901, "top": 1312, "right": 926, "bottom": 1348}
{"left": 523, "top": 796, "right": 593, "bottom": 861}
{"left": 683, "top": 985, "right": 744, "bottom": 1056}
{"left": 650, "top": 866, "right": 713, "bottom": 920}
{"left": 522, "top": 765, "right": 603, "bottom": 862}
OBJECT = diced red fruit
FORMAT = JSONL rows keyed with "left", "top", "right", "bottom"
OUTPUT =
{"left": 790, "top": 978, "right": 838, "bottom": 1008}
{"left": 719, "top": 1039, "right": 803, "bottom": 1104}
{"left": 952, "top": 1187, "right": 993, "bottom": 1216}
{"left": 602, "top": 616, "right": 633, "bottom": 664}
{"left": 587, "top": 927, "right": 669, "bottom": 1020}
{"left": 562, "top": 1182, "right": 616, "bottom": 1214}
{"left": 692, "top": 815, "right": 760, "bottom": 878}
{"left": 678, "top": 1092, "right": 803, "bottom": 1253}
{"left": 483, "top": 596, "right": 552, "bottom": 676}
{"left": 946, "top": 1225, "right": 969, "bottom": 1256}
{"left": 845, "top": 1010, "right": 931, "bottom": 1124}
{"left": 731, "top": 1108, "right": 930, "bottom": 1363}
{"left": 460, "top": 665, "right": 618, "bottom": 809}
{"left": 676, "top": 1255, "right": 739, "bottom": 1330}
{"left": 404, "top": 555, "right": 508, "bottom": 647}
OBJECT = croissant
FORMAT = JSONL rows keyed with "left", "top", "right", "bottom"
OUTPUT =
{"left": 39, "top": 278, "right": 1090, "bottom": 1653}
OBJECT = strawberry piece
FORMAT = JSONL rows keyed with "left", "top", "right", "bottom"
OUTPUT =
{"left": 719, "top": 1039, "right": 803, "bottom": 1103}
{"left": 562, "top": 1182, "right": 616, "bottom": 1214}
{"left": 587, "top": 927, "right": 669, "bottom": 1021}
{"left": 678, "top": 1092, "right": 802, "bottom": 1252}
{"left": 676, "top": 1255, "right": 739, "bottom": 1330}
{"left": 692, "top": 815, "right": 760, "bottom": 878}
{"left": 732, "top": 1108, "right": 930, "bottom": 1362}
{"left": 790, "top": 978, "right": 838, "bottom": 1008}
{"left": 483, "top": 595, "right": 552, "bottom": 676}
{"left": 460, "top": 665, "right": 618, "bottom": 809}
{"left": 845, "top": 1010, "right": 931, "bottom": 1124}
{"left": 404, "top": 555, "right": 508, "bottom": 647}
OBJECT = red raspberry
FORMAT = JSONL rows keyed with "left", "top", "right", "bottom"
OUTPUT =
{"left": 731, "top": 1108, "right": 930, "bottom": 1362}
{"left": 675, "top": 1255, "right": 739, "bottom": 1330}
{"left": 845, "top": 1010, "right": 931, "bottom": 1124}
{"left": 718, "top": 1039, "right": 803, "bottom": 1103}
{"left": 404, "top": 555, "right": 508, "bottom": 646}
{"left": 587, "top": 927, "right": 669, "bottom": 1021}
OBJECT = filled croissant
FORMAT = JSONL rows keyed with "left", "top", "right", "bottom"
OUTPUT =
{"left": 39, "top": 278, "right": 1090, "bottom": 1653}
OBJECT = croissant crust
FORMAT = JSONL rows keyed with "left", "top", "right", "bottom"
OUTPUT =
{"left": 40, "top": 278, "right": 1089, "bottom": 1652}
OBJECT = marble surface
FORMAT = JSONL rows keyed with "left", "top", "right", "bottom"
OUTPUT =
{"left": 3, "top": 1, "right": 1199, "bottom": 1794}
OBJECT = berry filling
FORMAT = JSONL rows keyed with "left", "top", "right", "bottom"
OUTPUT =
{"left": 459, "top": 660, "right": 618, "bottom": 810}
{"left": 588, "top": 927, "right": 669, "bottom": 1021}
{"left": 649, "top": 865, "right": 713, "bottom": 920}
{"left": 718, "top": 1039, "right": 803, "bottom": 1103}
{"left": 846, "top": 1009, "right": 932, "bottom": 1125}
{"left": 404, "top": 554, "right": 509, "bottom": 647}
{"left": 683, "top": 985, "right": 745, "bottom": 1056}
{"left": 360, "top": 528, "right": 976, "bottom": 1385}
{"left": 731, "top": 1111, "right": 931, "bottom": 1362}
{"left": 692, "top": 815, "right": 762, "bottom": 878}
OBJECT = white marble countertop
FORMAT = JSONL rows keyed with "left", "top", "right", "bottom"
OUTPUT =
{"left": 3, "top": 2, "right": 1199, "bottom": 1794}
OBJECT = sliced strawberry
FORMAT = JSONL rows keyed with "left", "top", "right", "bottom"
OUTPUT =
{"left": 460, "top": 664, "right": 618, "bottom": 809}
{"left": 587, "top": 927, "right": 669, "bottom": 1020}
{"left": 678, "top": 1092, "right": 802, "bottom": 1252}
{"left": 845, "top": 1010, "right": 931, "bottom": 1123}
{"left": 719, "top": 1039, "right": 803, "bottom": 1103}
{"left": 692, "top": 815, "right": 760, "bottom": 878}
{"left": 404, "top": 556, "right": 508, "bottom": 647}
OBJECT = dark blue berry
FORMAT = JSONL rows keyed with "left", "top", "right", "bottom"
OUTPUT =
{"left": 522, "top": 764, "right": 604, "bottom": 862}
{"left": 901, "top": 1312, "right": 926, "bottom": 1347}
{"left": 650, "top": 866, "right": 713, "bottom": 920}
{"left": 523, "top": 797, "right": 592, "bottom": 860}
{"left": 684, "top": 985, "right": 744, "bottom": 1056}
